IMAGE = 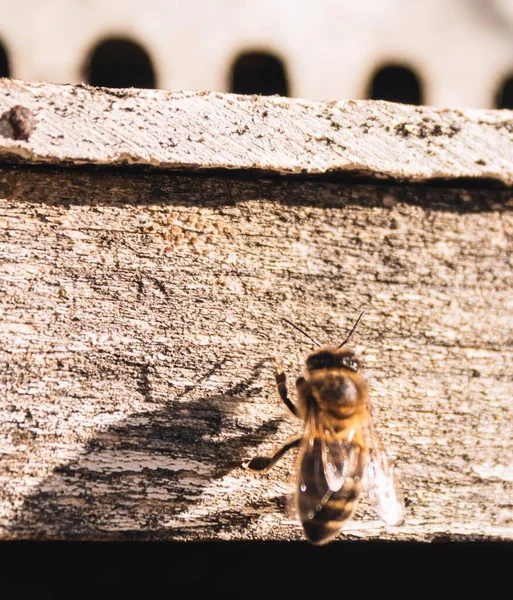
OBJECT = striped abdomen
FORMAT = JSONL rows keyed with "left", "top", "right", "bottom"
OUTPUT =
{"left": 296, "top": 437, "right": 366, "bottom": 545}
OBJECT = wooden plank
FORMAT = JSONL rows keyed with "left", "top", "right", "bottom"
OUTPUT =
{"left": 0, "top": 166, "right": 511, "bottom": 541}
{"left": 0, "top": 79, "right": 512, "bottom": 184}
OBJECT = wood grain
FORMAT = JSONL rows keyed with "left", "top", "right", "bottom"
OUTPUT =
{"left": 0, "top": 79, "right": 512, "bottom": 184}
{"left": 0, "top": 167, "right": 512, "bottom": 541}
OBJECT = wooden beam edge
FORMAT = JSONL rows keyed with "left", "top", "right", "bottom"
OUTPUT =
{"left": 0, "top": 79, "right": 512, "bottom": 184}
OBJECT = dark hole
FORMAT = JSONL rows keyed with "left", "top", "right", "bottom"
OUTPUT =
{"left": 84, "top": 38, "right": 156, "bottom": 89}
{"left": 368, "top": 64, "right": 423, "bottom": 105}
{"left": 495, "top": 74, "right": 513, "bottom": 109}
{"left": 230, "top": 51, "right": 289, "bottom": 96}
{"left": 0, "top": 40, "right": 10, "bottom": 77}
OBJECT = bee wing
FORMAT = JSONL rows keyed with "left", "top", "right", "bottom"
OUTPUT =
{"left": 320, "top": 421, "right": 349, "bottom": 492}
{"left": 296, "top": 406, "right": 359, "bottom": 515}
{"left": 362, "top": 418, "right": 404, "bottom": 526}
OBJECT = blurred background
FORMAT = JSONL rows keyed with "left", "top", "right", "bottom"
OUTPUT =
{"left": 0, "top": 0, "right": 512, "bottom": 106}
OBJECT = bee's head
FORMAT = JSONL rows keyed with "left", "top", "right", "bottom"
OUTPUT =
{"left": 305, "top": 348, "right": 362, "bottom": 409}
{"left": 305, "top": 348, "right": 360, "bottom": 373}
{"left": 282, "top": 313, "right": 366, "bottom": 409}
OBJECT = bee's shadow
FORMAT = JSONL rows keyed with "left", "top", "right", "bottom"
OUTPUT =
{"left": 8, "top": 360, "right": 284, "bottom": 540}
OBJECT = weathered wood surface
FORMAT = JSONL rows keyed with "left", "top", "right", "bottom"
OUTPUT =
{"left": 0, "top": 79, "right": 513, "bottom": 184}
{"left": 0, "top": 166, "right": 512, "bottom": 541}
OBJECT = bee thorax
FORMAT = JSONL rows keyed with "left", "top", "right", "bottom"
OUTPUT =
{"left": 310, "top": 373, "right": 358, "bottom": 411}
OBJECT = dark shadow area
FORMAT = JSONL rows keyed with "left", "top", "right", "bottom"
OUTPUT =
{"left": 7, "top": 358, "right": 283, "bottom": 539}
{"left": 0, "top": 165, "right": 510, "bottom": 214}
{"left": 84, "top": 37, "right": 156, "bottom": 89}
{"left": 495, "top": 74, "right": 513, "bottom": 109}
{"left": 0, "top": 39, "right": 9, "bottom": 78}
{"left": 0, "top": 541, "right": 510, "bottom": 597}
{"left": 367, "top": 64, "right": 424, "bottom": 105}
{"left": 230, "top": 51, "right": 289, "bottom": 96}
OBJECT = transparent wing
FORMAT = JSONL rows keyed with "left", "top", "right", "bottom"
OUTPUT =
{"left": 296, "top": 406, "right": 359, "bottom": 520}
{"left": 320, "top": 421, "right": 349, "bottom": 492}
{"left": 296, "top": 407, "right": 333, "bottom": 513}
{"left": 362, "top": 417, "right": 404, "bottom": 526}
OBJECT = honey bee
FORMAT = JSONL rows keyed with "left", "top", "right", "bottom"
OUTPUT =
{"left": 247, "top": 313, "right": 404, "bottom": 544}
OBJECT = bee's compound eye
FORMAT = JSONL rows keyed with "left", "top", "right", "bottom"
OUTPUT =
{"left": 342, "top": 357, "right": 360, "bottom": 372}
{"left": 307, "top": 351, "right": 335, "bottom": 371}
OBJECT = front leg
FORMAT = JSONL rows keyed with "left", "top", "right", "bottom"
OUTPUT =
{"left": 246, "top": 437, "right": 302, "bottom": 472}
{"left": 273, "top": 357, "right": 299, "bottom": 418}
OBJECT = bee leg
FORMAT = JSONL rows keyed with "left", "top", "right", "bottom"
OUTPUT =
{"left": 273, "top": 357, "right": 299, "bottom": 418}
{"left": 246, "top": 437, "right": 301, "bottom": 472}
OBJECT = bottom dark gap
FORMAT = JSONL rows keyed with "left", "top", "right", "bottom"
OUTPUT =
{"left": 0, "top": 541, "right": 510, "bottom": 596}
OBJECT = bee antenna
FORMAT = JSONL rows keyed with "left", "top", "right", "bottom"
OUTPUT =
{"left": 338, "top": 310, "right": 366, "bottom": 348}
{"left": 282, "top": 318, "right": 322, "bottom": 347}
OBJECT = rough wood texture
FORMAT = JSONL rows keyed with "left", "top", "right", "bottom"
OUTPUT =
{"left": 0, "top": 167, "right": 512, "bottom": 541}
{"left": 0, "top": 79, "right": 513, "bottom": 184}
